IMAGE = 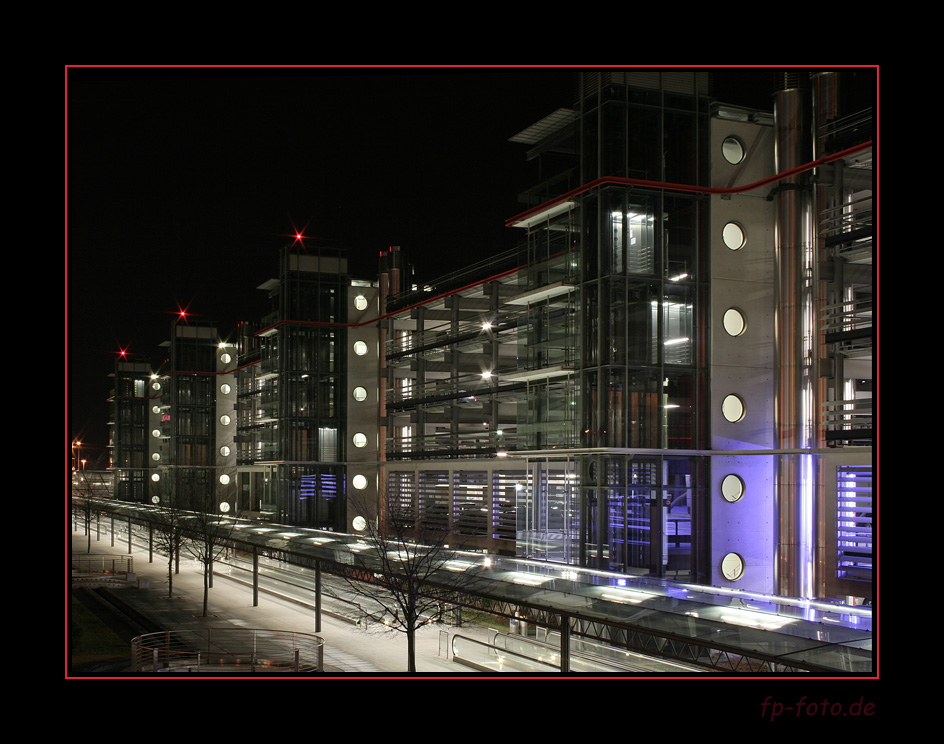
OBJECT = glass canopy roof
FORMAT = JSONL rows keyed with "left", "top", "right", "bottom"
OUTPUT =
{"left": 98, "top": 502, "right": 873, "bottom": 674}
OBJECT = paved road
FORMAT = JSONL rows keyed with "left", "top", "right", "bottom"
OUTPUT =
{"left": 70, "top": 526, "right": 496, "bottom": 676}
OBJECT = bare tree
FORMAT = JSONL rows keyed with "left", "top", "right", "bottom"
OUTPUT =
{"left": 330, "top": 496, "right": 487, "bottom": 672}
{"left": 145, "top": 467, "right": 235, "bottom": 612}
{"left": 180, "top": 471, "right": 236, "bottom": 618}
{"left": 147, "top": 479, "right": 186, "bottom": 600}
{"left": 71, "top": 474, "right": 98, "bottom": 554}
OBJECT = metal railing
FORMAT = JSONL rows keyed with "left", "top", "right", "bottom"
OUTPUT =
{"left": 821, "top": 398, "right": 873, "bottom": 437}
{"left": 821, "top": 296, "right": 872, "bottom": 337}
{"left": 820, "top": 194, "right": 873, "bottom": 239}
{"left": 131, "top": 628, "right": 325, "bottom": 673}
{"left": 72, "top": 554, "right": 134, "bottom": 576}
{"left": 451, "top": 632, "right": 560, "bottom": 673}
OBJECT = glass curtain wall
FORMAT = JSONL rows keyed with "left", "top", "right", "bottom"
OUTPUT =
{"left": 271, "top": 247, "right": 348, "bottom": 529}
{"left": 580, "top": 454, "right": 706, "bottom": 577}
{"left": 570, "top": 74, "right": 710, "bottom": 580}
{"left": 516, "top": 459, "right": 579, "bottom": 564}
{"left": 110, "top": 366, "right": 150, "bottom": 502}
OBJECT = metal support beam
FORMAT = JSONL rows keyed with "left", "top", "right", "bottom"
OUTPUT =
{"left": 252, "top": 546, "right": 259, "bottom": 607}
{"left": 314, "top": 561, "right": 322, "bottom": 633}
{"left": 560, "top": 618, "right": 571, "bottom": 673}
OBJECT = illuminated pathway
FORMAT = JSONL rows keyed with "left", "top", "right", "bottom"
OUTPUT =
{"left": 75, "top": 501, "right": 873, "bottom": 675}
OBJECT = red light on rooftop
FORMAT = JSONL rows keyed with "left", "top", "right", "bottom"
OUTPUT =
{"left": 286, "top": 218, "right": 313, "bottom": 249}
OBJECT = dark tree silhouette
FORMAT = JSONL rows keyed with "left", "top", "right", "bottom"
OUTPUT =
{"left": 329, "top": 496, "right": 488, "bottom": 672}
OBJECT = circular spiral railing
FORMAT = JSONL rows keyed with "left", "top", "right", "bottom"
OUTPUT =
{"left": 131, "top": 628, "right": 325, "bottom": 673}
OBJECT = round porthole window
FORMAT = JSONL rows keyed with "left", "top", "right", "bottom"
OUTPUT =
{"left": 220, "top": 414, "right": 231, "bottom": 426}
{"left": 152, "top": 429, "right": 162, "bottom": 438}
{"left": 151, "top": 381, "right": 162, "bottom": 391}
{"left": 722, "top": 394, "right": 746, "bottom": 423}
{"left": 352, "top": 474, "right": 368, "bottom": 490}
{"left": 220, "top": 445, "right": 231, "bottom": 457}
{"left": 221, "top": 353, "right": 232, "bottom": 364}
{"left": 352, "top": 386, "right": 368, "bottom": 402}
{"left": 352, "top": 515, "right": 367, "bottom": 531}
{"left": 723, "top": 222, "right": 746, "bottom": 251}
{"left": 353, "top": 432, "right": 368, "bottom": 448}
{"left": 353, "top": 340, "right": 369, "bottom": 356}
{"left": 721, "top": 552, "right": 746, "bottom": 581}
{"left": 151, "top": 452, "right": 161, "bottom": 462}
{"left": 354, "top": 295, "right": 369, "bottom": 311}
{"left": 220, "top": 383, "right": 231, "bottom": 395}
{"left": 219, "top": 474, "right": 231, "bottom": 485}
{"left": 721, "top": 474, "right": 745, "bottom": 503}
{"left": 220, "top": 502, "right": 231, "bottom": 514}
{"left": 152, "top": 405, "right": 162, "bottom": 414}
{"left": 151, "top": 495, "right": 161, "bottom": 504}
{"left": 723, "top": 308, "right": 747, "bottom": 337}
{"left": 722, "top": 136, "right": 745, "bottom": 165}
{"left": 151, "top": 473, "right": 161, "bottom": 482}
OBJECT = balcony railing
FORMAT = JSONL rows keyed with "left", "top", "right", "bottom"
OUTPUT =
{"left": 821, "top": 398, "right": 872, "bottom": 443}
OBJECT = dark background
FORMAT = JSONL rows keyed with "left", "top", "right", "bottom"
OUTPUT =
{"left": 66, "top": 65, "right": 877, "bottom": 466}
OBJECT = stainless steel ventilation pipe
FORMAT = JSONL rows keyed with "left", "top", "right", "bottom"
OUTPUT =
{"left": 773, "top": 75, "right": 818, "bottom": 599}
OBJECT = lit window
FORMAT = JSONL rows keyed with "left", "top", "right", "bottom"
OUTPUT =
{"left": 151, "top": 452, "right": 161, "bottom": 462}
{"left": 722, "top": 394, "right": 746, "bottom": 423}
{"left": 151, "top": 382, "right": 161, "bottom": 391}
{"left": 219, "top": 445, "right": 231, "bottom": 457}
{"left": 352, "top": 474, "right": 368, "bottom": 490}
{"left": 721, "top": 136, "right": 745, "bottom": 165}
{"left": 219, "top": 474, "right": 230, "bottom": 485}
{"left": 354, "top": 295, "right": 369, "bottom": 311}
{"left": 353, "top": 432, "right": 368, "bottom": 448}
{"left": 723, "top": 308, "right": 747, "bottom": 337}
{"left": 152, "top": 405, "right": 161, "bottom": 414}
{"left": 151, "top": 429, "right": 162, "bottom": 438}
{"left": 721, "top": 552, "right": 745, "bottom": 581}
{"left": 220, "top": 383, "right": 231, "bottom": 395}
{"left": 220, "top": 415, "right": 231, "bottom": 426}
{"left": 151, "top": 473, "right": 161, "bottom": 482}
{"left": 723, "top": 222, "right": 745, "bottom": 250}
{"left": 220, "top": 353, "right": 232, "bottom": 364}
{"left": 353, "top": 340, "right": 369, "bottom": 356}
{"left": 721, "top": 474, "right": 745, "bottom": 503}
{"left": 353, "top": 386, "right": 368, "bottom": 401}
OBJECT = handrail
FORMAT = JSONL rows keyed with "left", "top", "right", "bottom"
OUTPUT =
{"left": 131, "top": 628, "right": 325, "bottom": 673}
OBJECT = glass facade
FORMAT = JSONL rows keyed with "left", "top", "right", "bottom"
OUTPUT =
{"left": 93, "top": 70, "right": 874, "bottom": 606}
{"left": 235, "top": 245, "right": 349, "bottom": 530}
{"left": 380, "top": 73, "right": 713, "bottom": 581}
{"left": 109, "top": 361, "right": 151, "bottom": 502}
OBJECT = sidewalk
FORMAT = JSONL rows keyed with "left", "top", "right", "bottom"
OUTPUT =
{"left": 70, "top": 527, "right": 493, "bottom": 676}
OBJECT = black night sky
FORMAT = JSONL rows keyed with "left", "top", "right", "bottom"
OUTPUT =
{"left": 66, "top": 65, "right": 877, "bottom": 468}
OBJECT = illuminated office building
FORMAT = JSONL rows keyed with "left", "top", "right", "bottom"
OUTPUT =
{"left": 363, "top": 71, "right": 873, "bottom": 601}
{"left": 107, "top": 318, "right": 239, "bottom": 511}
{"left": 233, "top": 243, "right": 380, "bottom": 532}
{"left": 104, "top": 70, "right": 873, "bottom": 603}
{"left": 107, "top": 357, "right": 154, "bottom": 502}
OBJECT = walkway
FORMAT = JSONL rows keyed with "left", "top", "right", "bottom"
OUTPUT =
{"left": 70, "top": 528, "right": 494, "bottom": 676}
